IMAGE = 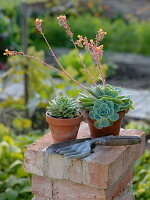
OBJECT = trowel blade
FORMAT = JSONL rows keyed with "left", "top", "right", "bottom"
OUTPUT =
{"left": 43, "top": 137, "right": 91, "bottom": 154}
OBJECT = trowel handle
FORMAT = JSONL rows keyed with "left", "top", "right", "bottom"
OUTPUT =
{"left": 105, "top": 135, "right": 142, "bottom": 146}
{"left": 95, "top": 135, "right": 142, "bottom": 146}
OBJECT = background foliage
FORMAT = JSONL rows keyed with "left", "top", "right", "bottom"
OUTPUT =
{"left": 133, "top": 150, "right": 150, "bottom": 200}
{"left": 0, "top": 2, "right": 150, "bottom": 200}
{"left": 1, "top": 11, "right": 150, "bottom": 56}
{"left": 0, "top": 123, "right": 43, "bottom": 200}
{"left": 28, "top": 14, "right": 150, "bottom": 56}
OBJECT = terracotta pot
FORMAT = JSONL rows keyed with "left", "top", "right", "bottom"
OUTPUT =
{"left": 84, "top": 111, "right": 125, "bottom": 138}
{"left": 46, "top": 112, "right": 83, "bottom": 143}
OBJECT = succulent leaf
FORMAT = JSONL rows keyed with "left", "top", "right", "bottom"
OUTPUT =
{"left": 113, "top": 104, "right": 119, "bottom": 112}
{"left": 79, "top": 84, "right": 134, "bottom": 129}
{"left": 47, "top": 96, "right": 80, "bottom": 119}
{"left": 89, "top": 111, "right": 95, "bottom": 119}
{"left": 89, "top": 99, "right": 119, "bottom": 129}
{"left": 109, "top": 113, "right": 119, "bottom": 122}
{"left": 94, "top": 118, "right": 110, "bottom": 129}
{"left": 87, "top": 87, "right": 100, "bottom": 98}
{"left": 95, "top": 86, "right": 105, "bottom": 96}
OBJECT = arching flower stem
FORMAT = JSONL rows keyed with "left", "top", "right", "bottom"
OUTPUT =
{"left": 71, "top": 38, "right": 97, "bottom": 86}
{"left": 40, "top": 32, "right": 88, "bottom": 91}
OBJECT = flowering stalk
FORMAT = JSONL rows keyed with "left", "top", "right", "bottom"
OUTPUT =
{"left": 75, "top": 29, "right": 107, "bottom": 88}
{"left": 57, "top": 16, "right": 97, "bottom": 86}
{"left": 71, "top": 38, "right": 97, "bottom": 86}
{"left": 36, "top": 19, "right": 87, "bottom": 91}
{"left": 4, "top": 49, "right": 64, "bottom": 74}
{"left": 4, "top": 48, "right": 87, "bottom": 91}
{"left": 96, "top": 61, "right": 106, "bottom": 87}
{"left": 4, "top": 16, "right": 107, "bottom": 92}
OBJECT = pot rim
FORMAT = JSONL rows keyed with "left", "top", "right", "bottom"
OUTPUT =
{"left": 46, "top": 111, "right": 82, "bottom": 120}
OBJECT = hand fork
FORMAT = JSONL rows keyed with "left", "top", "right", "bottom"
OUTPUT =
{"left": 55, "top": 135, "right": 142, "bottom": 159}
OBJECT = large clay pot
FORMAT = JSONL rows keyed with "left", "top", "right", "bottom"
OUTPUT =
{"left": 46, "top": 112, "right": 83, "bottom": 143}
{"left": 84, "top": 111, "right": 125, "bottom": 138}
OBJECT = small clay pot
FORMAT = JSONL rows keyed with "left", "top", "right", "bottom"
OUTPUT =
{"left": 84, "top": 111, "right": 125, "bottom": 138}
{"left": 46, "top": 112, "right": 83, "bottom": 143}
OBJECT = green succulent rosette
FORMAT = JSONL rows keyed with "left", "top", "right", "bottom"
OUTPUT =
{"left": 48, "top": 96, "right": 80, "bottom": 119}
{"left": 79, "top": 84, "right": 134, "bottom": 112}
{"left": 89, "top": 99, "right": 120, "bottom": 129}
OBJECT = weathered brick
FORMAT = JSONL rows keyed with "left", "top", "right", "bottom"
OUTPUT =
{"left": 24, "top": 150, "right": 44, "bottom": 176}
{"left": 106, "top": 167, "right": 134, "bottom": 200}
{"left": 32, "top": 175, "right": 52, "bottom": 199}
{"left": 32, "top": 175, "right": 105, "bottom": 200}
{"left": 107, "top": 129, "right": 145, "bottom": 186}
{"left": 32, "top": 196, "right": 51, "bottom": 200}
{"left": 24, "top": 123, "right": 145, "bottom": 190}
{"left": 120, "top": 192, "right": 134, "bottom": 200}
{"left": 114, "top": 187, "right": 134, "bottom": 200}
{"left": 32, "top": 166, "right": 133, "bottom": 200}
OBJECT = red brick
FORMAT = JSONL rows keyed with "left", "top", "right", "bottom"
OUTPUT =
{"left": 32, "top": 166, "right": 133, "bottom": 200}
{"left": 120, "top": 192, "right": 134, "bottom": 200}
{"left": 32, "top": 196, "right": 51, "bottom": 200}
{"left": 32, "top": 175, "right": 105, "bottom": 200}
{"left": 24, "top": 123, "right": 145, "bottom": 190}
{"left": 83, "top": 161, "right": 108, "bottom": 188}
{"left": 24, "top": 150, "right": 44, "bottom": 176}
{"left": 32, "top": 175, "right": 52, "bottom": 199}
{"left": 106, "top": 167, "right": 134, "bottom": 200}
{"left": 107, "top": 129, "right": 145, "bottom": 186}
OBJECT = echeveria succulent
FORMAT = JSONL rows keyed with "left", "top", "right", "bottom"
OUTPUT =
{"left": 89, "top": 99, "right": 120, "bottom": 129}
{"left": 48, "top": 96, "right": 80, "bottom": 119}
{"left": 79, "top": 84, "right": 134, "bottom": 112}
{"left": 78, "top": 84, "right": 134, "bottom": 129}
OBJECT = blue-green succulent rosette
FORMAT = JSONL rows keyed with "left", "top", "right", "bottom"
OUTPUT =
{"left": 79, "top": 85, "right": 134, "bottom": 129}
{"left": 89, "top": 99, "right": 120, "bottom": 129}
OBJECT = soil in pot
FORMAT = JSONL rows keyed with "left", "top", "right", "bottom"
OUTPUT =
{"left": 46, "top": 112, "right": 83, "bottom": 143}
{"left": 85, "top": 111, "right": 125, "bottom": 138}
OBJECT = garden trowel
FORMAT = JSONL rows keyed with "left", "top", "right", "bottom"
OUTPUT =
{"left": 45, "top": 135, "right": 142, "bottom": 159}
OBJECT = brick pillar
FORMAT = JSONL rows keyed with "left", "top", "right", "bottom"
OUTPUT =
{"left": 24, "top": 123, "right": 145, "bottom": 200}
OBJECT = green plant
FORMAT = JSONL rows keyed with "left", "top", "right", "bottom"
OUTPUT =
{"left": 79, "top": 84, "right": 133, "bottom": 128}
{"left": 2, "top": 47, "right": 56, "bottom": 116}
{"left": 125, "top": 120, "right": 150, "bottom": 136}
{"left": 4, "top": 15, "right": 134, "bottom": 130}
{"left": 0, "top": 123, "right": 43, "bottom": 200}
{"left": 89, "top": 99, "right": 119, "bottom": 128}
{"left": 0, "top": 13, "right": 10, "bottom": 33}
{"left": 134, "top": 19, "right": 150, "bottom": 55}
{"left": 47, "top": 96, "right": 80, "bottom": 119}
{"left": 132, "top": 150, "right": 150, "bottom": 200}
{"left": 58, "top": 49, "right": 117, "bottom": 84}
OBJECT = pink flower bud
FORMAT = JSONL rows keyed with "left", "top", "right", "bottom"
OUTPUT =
{"left": 57, "top": 15, "right": 73, "bottom": 38}
{"left": 3, "top": 49, "right": 24, "bottom": 56}
{"left": 35, "top": 19, "right": 43, "bottom": 33}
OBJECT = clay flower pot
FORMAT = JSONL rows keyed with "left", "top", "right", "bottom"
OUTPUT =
{"left": 84, "top": 111, "right": 125, "bottom": 138}
{"left": 46, "top": 112, "right": 83, "bottom": 143}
